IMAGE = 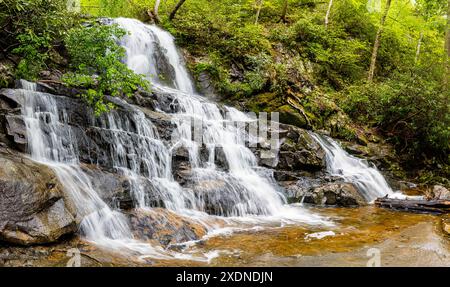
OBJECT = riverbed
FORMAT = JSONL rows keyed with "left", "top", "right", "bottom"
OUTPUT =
{"left": 1, "top": 206, "right": 448, "bottom": 267}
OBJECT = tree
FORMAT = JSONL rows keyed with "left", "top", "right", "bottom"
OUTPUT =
{"left": 255, "top": 0, "right": 263, "bottom": 25}
{"left": 169, "top": 0, "right": 187, "bottom": 20}
{"left": 280, "top": 0, "right": 288, "bottom": 23}
{"left": 153, "top": 0, "right": 161, "bottom": 23}
{"left": 446, "top": 0, "right": 450, "bottom": 78}
{"left": 325, "top": 0, "right": 333, "bottom": 27}
{"left": 415, "top": 31, "right": 424, "bottom": 63}
{"left": 368, "top": 0, "right": 392, "bottom": 82}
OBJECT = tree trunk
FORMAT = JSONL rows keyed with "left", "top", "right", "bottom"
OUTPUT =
{"left": 415, "top": 31, "right": 423, "bottom": 63}
{"left": 368, "top": 0, "right": 392, "bottom": 82}
{"left": 153, "top": 0, "right": 161, "bottom": 24}
{"left": 445, "top": 0, "right": 450, "bottom": 84}
{"left": 255, "top": 0, "right": 263, "bottom": 25}
{"left": 169, "top": 0, "right": 187, "bottom": 21}
{"left": 280, "top": 0, "right": 288, "bottom": 23}
{"left": 324, "top": 0, "right": 333, "bottom": 27}
{"left": 375, "top": 197, "right": 450, "bottom": 214}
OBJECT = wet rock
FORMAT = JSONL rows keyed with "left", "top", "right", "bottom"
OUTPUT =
{"left": 271, "top": 124, "right": 325, "bottom": 172}
{"left": 273, "top": 170, "right": 302, "bottom": 182}
{"left": 284, "top": 180, "right": 366, "bottom": 207}
{"left": 0, "top": 153, "right": 77, "bottom": 245}
{"left": 310, "top": 183, "right": 365, "bottom": 206}
{"left": 172, "top": 146, "right": 191, "bottom": 184}
{"left": 80, "top": 165, "right": 134, "bottom": 210}
{"left": 188, "top": 175, "right": 254, "bottom": 216}
{"left": 200, "top": 146, "right": 229, "bottom": 171}
{"left": 196, "top": 71, "right": 218, "bottom": 100}
{"left": 442, "top": 217, "right": 450, "bottom": 236}
{"left": 429, "top": 185, "right": 450, "bottom": 200}
{"left": 152, "top": 91, "right": 181, "bottom": 113}
{"left": 4, "top": 115, "right": 27, "bottom": 152}
{"left": 129, "top": 208, "right": 206, "bottom": 247}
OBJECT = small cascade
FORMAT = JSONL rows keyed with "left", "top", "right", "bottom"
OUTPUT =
{"left": 310, "top": 133, "right": 393, "bottom": 202}
{"left": 18, "top": 82, "right": 172, "bottom": 258}
{"left": 115, "top": 18, "right": 194, "bottom": 93}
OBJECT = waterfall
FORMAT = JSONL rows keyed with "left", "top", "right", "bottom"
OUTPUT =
{"left": 18, "top": 82, "right": 172, "bottom": 258}
{"left": 310, "top": 133, "right": 393, "bottom": 202}
{"left": 114, "top": 17, "right": 326, "bottom": 222}
{"left": 16, "top": 18, "right": 330, "bottom": 259}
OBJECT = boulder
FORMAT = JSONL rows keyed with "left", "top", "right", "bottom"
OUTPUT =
{"left": 0, "top": 153, "right": 77, "bottom": 245}
{"left": 284, "top": 181, "right": 366, "bottom": 207}
{"left": 426, "top": 185, "right": 450, "bottom": 200}
{"left": 4, "top": 115, "right": 27, "bottom": 152}
{"left": 129, "top": 208, "right": 207, "bottom": 247}
{"left": 80, "top": 165, "right": 134, "bottom": 210}
{"left": 272, "top": 124, "right": 325, "bottom": 171}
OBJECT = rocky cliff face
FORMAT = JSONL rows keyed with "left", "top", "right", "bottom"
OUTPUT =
{"left": 0, "top": 82, "right": 375, "bottom": 246}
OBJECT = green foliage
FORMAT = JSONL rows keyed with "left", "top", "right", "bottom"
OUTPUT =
{"left": 340, "top": 65, "right": 449, "bottom": 162}
{"left": 0, "top": 0, "right": 78, "bottom": 80}
{"left": 3, "top": 0, "right": 449, "bottom": 170}
{"left": 12, "top": 31, "right": 52, "bottom": 80}
{"left": 63, "top": 23, "right": 149, "bottom": 115}
{"left": 281, "top": 16, "right": 369, "bottom": 88}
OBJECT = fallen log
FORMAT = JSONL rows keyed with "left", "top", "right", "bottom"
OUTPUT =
{"left": 375, "top": 197, "right": 450, "bottom": 214}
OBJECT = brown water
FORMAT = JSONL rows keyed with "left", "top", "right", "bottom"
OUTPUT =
{"left": 1, "top": 206, "right": 449, "bottom": 267}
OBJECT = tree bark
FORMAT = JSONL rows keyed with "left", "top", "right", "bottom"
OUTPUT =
{"left": 375, "top": 197, "right": 450, "bottom": 214}
{"left": 153, "top": 0, "right": 161, "bottom": 24}
{"left": 169, "top": 0, "right": 187, "bottom": 21}
{"left": 280, "top": 0, "right": 288, "bottom": 23}
{"left": 324, "top": 0, "right": 333, "bottom": 27}
{"left": 415, "top": 31, "right": 423, "bottom": 63}
{"left": 255, "top": 0, "right": 263, "bottom": 25}
{"left": 445, "top": 0, "right": 450, "bottom": 84}
{"left": 368, "top": 0, "right": 392, "bottom": 82}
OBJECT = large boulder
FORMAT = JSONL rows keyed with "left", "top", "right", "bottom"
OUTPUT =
{"left": 80, "top": 165, "right": 134, "bottom": 210}
{"left": 284, "top": 180, "right": 366, "bottom": 207}
{"left": 129, "top": 208, "right": 207, "bottom": 247}
{"left": 270, "top": 124, "right": 325, "bottom": 172}
{"left": 0, "top": 152, "right": 77, "bottom": 245}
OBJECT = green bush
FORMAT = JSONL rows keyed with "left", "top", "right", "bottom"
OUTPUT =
{"left": 1, "top": 0, "right": 77, "bottom": 80}
{"left": 339, "top": 69, "right": 449, "bottom": 162}
{"left": 63, "top": 23, "right": 149, "bottom": 115}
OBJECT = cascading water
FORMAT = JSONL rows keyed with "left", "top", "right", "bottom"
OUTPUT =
{"left": 16, "top": 18, "right": 332, "bottom": 260}
{"left": 310, "top": 132, "right": 393, "bottom": 202}
{"left": 18, "top": 81, "right": 171, "bottom": 257}
{"left": 115, "top": 17, "right": 326, "bottom": 223}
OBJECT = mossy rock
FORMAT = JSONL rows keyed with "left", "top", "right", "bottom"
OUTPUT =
{"left": 278, "top": 105, "right": 309, "bottom": 128}
{"left": 0, "top": 61, "right": 15, "bottom": 88}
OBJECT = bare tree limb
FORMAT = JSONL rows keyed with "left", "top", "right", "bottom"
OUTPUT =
{"left": 169, "top": 0, "right": 187, "bottom": 21}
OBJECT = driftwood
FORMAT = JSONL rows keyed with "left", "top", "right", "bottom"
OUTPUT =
{"left": 375, "top": 197, "right": 450, "bottom": 214}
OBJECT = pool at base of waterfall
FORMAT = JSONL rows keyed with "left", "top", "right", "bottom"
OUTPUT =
{"left": 1, "top": 206, "right": 449, "bottom": 267}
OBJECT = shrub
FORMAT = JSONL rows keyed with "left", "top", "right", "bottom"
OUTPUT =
{"left": 63, "top": 23, "right": 149, "bottom": 115}
{"left": 339, "top": 70, "right": 449, "bottom": 162}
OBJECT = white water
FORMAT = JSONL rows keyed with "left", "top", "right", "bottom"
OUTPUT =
{"left": 19, "top": 83, "right": 173, "bottom": 258}
{"left": 16, "top": 18, "right": 331, "bottom": 260}
{"left": 310, "top": 133, "right": 394, "bottom": 202}
{"left": 115, "top": 17, "right": 327, "bottom": 224}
